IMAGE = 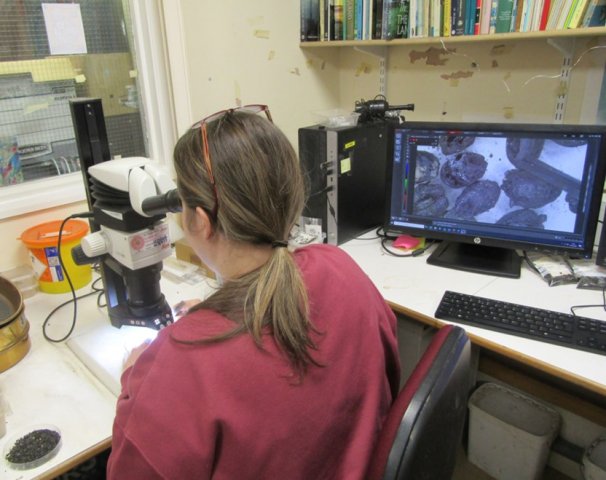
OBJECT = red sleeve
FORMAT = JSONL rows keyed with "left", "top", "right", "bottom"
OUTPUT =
{"left": 106, "top": 330, "right": 217, "bottom": 479}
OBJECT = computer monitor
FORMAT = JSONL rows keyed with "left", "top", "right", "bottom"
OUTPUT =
{"left": 385, "top": 122, "right": 606, "bottom": 278}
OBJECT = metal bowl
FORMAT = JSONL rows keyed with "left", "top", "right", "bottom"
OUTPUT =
{"left": 0, "top": 276, "right": 31, "bottom": 372}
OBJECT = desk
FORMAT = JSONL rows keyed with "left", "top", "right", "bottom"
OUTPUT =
{"left": 0, "top": 263, "right": 213, "bottom": 480}
{"left": 1, "top": 242, "right": 605, "bottom": 479}
{"left": 339, "top": 235, "right": 606, "bottom": 398}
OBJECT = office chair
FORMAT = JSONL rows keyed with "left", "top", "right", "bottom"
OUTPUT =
{"left": 366, "top": 324, "right": 471, "bottom": 480}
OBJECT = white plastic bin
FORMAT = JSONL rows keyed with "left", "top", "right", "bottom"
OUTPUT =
{"left": 467, "top": 382, "right": 561, "bottom": 480}
{"left": 583, "top": 436, "right": 606, "bottom": 480}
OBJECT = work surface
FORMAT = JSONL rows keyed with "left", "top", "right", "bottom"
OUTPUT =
{"left": 0, "top": 259, "right": 214, "bottom": 480}
{"left": 340, "top": 235, "right": 606, "bottom": 395}
{"left": 1, "top": 240, "right": 606, "bottom": 478}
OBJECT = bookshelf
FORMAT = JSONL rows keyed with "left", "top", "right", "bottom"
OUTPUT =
{"left": 299, "top": 26, "right": 606, "bottom": 48}
{"left": 299, "top": 24, "right": 606, "bottom": 123}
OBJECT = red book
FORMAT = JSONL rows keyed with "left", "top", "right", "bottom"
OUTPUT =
{"left": 539, "top": 0, "right": 552, "bottom": 29}
{"left": 474, "top": 0, "right": 483, "bottom": 33}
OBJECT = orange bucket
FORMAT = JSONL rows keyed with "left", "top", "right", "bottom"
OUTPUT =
{"left": 20, "top": 220, "right": 92, "bottom": 294}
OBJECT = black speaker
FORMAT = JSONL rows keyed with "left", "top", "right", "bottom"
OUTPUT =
{"left": 298, "top": 122, "right": 388, "bottom": 245}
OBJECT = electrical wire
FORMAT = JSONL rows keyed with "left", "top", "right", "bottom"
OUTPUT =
{"left": 42, "top": 212, "right": 96, "bottom": 343}
{"left": 570, "top": 287, "right": 606, "bottom": 317}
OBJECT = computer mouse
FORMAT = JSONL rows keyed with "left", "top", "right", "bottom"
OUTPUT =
{"left": 393, "top": 234, "right": 421, "bottom": 250}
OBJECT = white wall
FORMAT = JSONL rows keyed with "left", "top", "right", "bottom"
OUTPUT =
{"left": 163, "top": 1, "right": 344, "bottom": 145}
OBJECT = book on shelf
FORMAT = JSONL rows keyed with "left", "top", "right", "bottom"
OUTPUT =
{"left": 452, "top": 0, "right": 467, "bottom": 34}
{"left": 581, "top": 0, "right": 606, "bottom": 26}
{"left": 479, "top": 0, "right": 492, "bottom": 32}
{"left": 443, "top": 0, "right": 453, "bottom": 35}
{"left": 560, "top": 0, "right": 580, "bottom": 28}
{"left": 568, "top": 0, "right": 591, "bottom": 27}
{"left": 488, "top": 0, "right": 498, "bottom": 33}
{"left": 344, "top": 0, "right": 355, "bottom": 39}
{"left": 528, "top": 0, "right": 545, "bottom": 32}
{"left": 382, "top": 0, "right": 409, "bottom": 39}
{"left": 373, "top": 0, "right": 384, "bottom": 37}
{"left": 333, "top": 0, "right": 344, "bottom": 39}
{"left": 301, "top": 0, "right": 321, "bottom": 41}
{"left": 546, "top": 0, "right": 565, "bottom": 29}
{"left": 362, "top": 0, "right": 373, "bottom": 39}
{"left": 538, "top": 0, "right": 552, "bottom": 29}
{"left": 495, "top": 0, "right": 514, "bottom": 32}
{"left": 473, "top": 0, "right": 483, "bottom": 33}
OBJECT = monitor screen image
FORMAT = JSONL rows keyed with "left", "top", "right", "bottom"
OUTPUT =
{"left": 385, "top": 122, "right": 606, "bottom": 278}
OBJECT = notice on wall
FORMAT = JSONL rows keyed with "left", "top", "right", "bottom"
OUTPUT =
{"left": 42, "top": 3, "right": 87, "bottom": 55}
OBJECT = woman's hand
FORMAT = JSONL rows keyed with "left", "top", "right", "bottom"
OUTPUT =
{"left": 123, "top": 339, "right": 152, "bottom": 371}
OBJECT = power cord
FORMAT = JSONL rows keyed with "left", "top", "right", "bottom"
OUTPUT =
{"left": 570, "top": 287, "right": 606, "bottom": 317}
{"left": 42, "top": 212, "right": 98, "bottom": 343}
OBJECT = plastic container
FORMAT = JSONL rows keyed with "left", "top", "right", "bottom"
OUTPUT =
{"left": 20, "top": 220, "right": 92, "bottom": 294}
{"left": 467, "top": 382, "right": 561, "bottom": 480}
{"left": 0, "top": 265, "right": 38, "bottom": 298}
{"left": 583, "top": 436, "right": 606, "bottom": 480}
{"left": 3, "top": 424, "right": 61, "bottom": 470}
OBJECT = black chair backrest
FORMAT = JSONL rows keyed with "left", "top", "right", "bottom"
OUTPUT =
{"left": 367, "top": 324, "right": 471, "bottom": 480}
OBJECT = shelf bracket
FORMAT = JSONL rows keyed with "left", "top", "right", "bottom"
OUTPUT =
{"left": 546, "top": 38, "right": 576, "bottom": 124}
{"left": 353, "top": 45, "right": 388, "bottom": 96}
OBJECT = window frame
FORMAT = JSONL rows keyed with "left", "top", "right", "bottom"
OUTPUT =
{"left": 0, "top": 0, "right": 176, "bottom": 220}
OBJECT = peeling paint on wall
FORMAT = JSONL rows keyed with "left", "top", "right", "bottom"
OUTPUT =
{"left": 490, "top": 44, "right": 513, "bottom": 55}
{"left": 441, "top": 70, "right": 474, "bottom": 81}
{"left": 492, "top": 60, "right": 499, "bottom": 68}
{"left": 234, "top": 81, "right": 241, "bottom": 107}
{"left": 409, "top": 47, "right": 451, "bottom": 66}
{"left": 253, "top": 29, "right": 270, "bottom": 39}
{"left": 321, "top": 60, "right": 326, "bottom": 70}
{"left": 290, "top": 67, "right": 301, "bottom": 76}
{"left": 268, "top": 50, "right": 275, "bottom": 61}
{"left": 503, "top": 107, "right": 514, "bottom": 119}
{"left": 355, "top": 62, "right": 372, "bottom": 76}
{"left": 306, "top": 58, "right": 314, "bottom": 68}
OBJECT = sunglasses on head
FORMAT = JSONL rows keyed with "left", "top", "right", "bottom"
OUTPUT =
{"left": 190, "top": 104, "right": 273, "bottom": 219}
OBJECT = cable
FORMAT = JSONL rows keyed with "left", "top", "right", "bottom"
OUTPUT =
{"left": 42, "top": 212, "right": 95, "bottom": 343}
{"left": 570, "top": 287, "right": 606, "bottom": 317}
{"left": 374, "top": 224, "right": 435, "bottom": 257}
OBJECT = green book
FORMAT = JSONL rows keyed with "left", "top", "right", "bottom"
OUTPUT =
{"left": 495, "top": 0, "right": 515, "bottom": 32}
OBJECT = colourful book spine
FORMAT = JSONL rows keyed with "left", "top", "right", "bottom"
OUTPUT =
{"left": 373, "top": 0, "right": 384, "bottom": 37}
{"left": 480, "top": 0, "right": 493, "bottom": 32}
{"left": 473, "top": 0, "right": 482, "bottom": 32}
{"left": 568, "top": 0, "right": 590, "bottom": 26}
{"left": 443, "top": 0, "right": 453, "bottom": 35}
{"left": 562, "top": 0, "right": 580, "bottom": 27}
{"left": 354, "top": 0, "right": 363, "bottom": 38}
{"left": 539, "top": 0, "right": 552, "bottom": 29}
{"left": 452, "top": 0, "right": 466, "bottom": 34}
{"left": 582, "top": 0, "right": 606, "bottom": 27}
{"left": 333, "top": 0, "right": 344, "bottom": 39}
{"left": 488, "top": 0, "right": 498, "bottom": 32}
{"left": 495, "top": 0, "right": 514, "bottom": 32}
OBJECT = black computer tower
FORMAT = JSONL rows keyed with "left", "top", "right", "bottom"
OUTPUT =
{"left": 298, "top": 122, "right": 388, "bottom": 245}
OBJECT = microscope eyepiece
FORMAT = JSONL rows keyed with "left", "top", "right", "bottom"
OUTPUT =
{"left": 142, "top": 189, "right": 182, "bottom": 217}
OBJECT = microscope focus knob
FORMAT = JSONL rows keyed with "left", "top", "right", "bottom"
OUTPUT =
{"left": 81, "top": 231, "right": 109, "bottom": 258}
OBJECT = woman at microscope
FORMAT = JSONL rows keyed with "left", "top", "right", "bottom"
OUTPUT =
{"left": 106, "top": 105, "right": 400, "bottom": 479}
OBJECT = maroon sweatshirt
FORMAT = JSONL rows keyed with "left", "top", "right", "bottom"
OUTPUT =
{"left": 107, "top": 244, "right": 400, "bottom": 479}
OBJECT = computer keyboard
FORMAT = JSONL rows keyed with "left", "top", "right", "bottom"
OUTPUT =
{"left": 435, "top": 290, "right": 606, "bottom": 356}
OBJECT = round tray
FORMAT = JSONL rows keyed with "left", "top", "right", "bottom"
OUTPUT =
{"left": 3, "top": 424, "right": 62, "bottom": 470}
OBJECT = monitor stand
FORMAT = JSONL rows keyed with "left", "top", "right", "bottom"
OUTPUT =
{"left": 427, "top": 241, "right": 522, "bottom": 279}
